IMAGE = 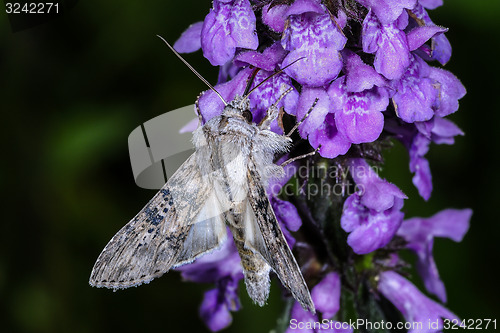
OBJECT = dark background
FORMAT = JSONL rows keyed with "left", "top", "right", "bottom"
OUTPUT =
{"left": 1, "top": 1, "right": 498, "bottom": 332}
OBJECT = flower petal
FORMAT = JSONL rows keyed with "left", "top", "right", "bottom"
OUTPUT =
{"left": 198, "top": 68, "right": 251, "bottom": 121}
{"left": 428, "top": 67, "right": 466, "bottom": 117}
{"left": 174, "top": 21, "right": 204, "bottom": 53}
{"left": 419, "top": 0, "right": 443, "bottom": 9}
{"left": 342, "top": 194, "right": 404, "bottom": 254}
{"left": 282, "top": 12, "right": 346, "bottom": 87}
{"left": 178, "top": 236, "right": 243, "bottom": 283}
{"left": 407, "top": 25, "right": 448, "bottom": 52}
{"left": 431, "top": 117, "right": 464, "bottom": 145}
{"left": 411, "top": 155, "right": 432, "bottom": 200}
{"left": 286, "top": 302, "right": 316, "bottom": 333}
{"left": 262, "top": 3, "right": 288, "bottom": 33}
{"left": 412, "top": 4, "right": 451, "bottom": 65}
{"left": 200, "top": 288, "right": 233, "bottom": 332}
{"left": 409, "top": 133, "right": 432, "bottom": 200}
{"left": 343, "top": 50, "right": 386, "bottom": 92}
{"left": 349, "top": 158, "right": 407, "bottom": 212}
{"left": 311, "top": 272, "right": 341, "bottom": 318}
{"left": 272, "top": 198, "right": 302, "bottom": 232}
{"left": 392, "top": 55, "right": 437, "bottom": 123}
{"left": 309, "top": 113, "right": 351, "bottom": 158}
{"left": 379, "top": 271, "right": 460, "bottom": 332}
{"left": 397, "top": 209, "right": 472, "bottom": 302}
{"left": 296, "top": 87, "right": 331, "bottom": 137}
{"left": 398, "top": 208, "right": 472, "bottom": 244}
{"left": 201, "top": 0, "right": 258, "bottom": 66}
{"left": 362, "top": 10, "right": 411, "bottom": 80}
{"left": 246, "top": 69, "right": 299, "bottom": 131}
{"left": 234, "top": 42, "right": 286, "bottom": 71}
{"left": 329, "top": 77, "right": 388, "bottom": 144}
{"left": 357, "top": 0, "right": 416, "bottom": 25}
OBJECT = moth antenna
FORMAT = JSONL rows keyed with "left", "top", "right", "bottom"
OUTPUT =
{"left": 241, "top": 57, "right": 305, "bottom": 105}
{"left": 156, "top": 35, "right": 227, "bottom": 106}
{"left": 243, "top": 68, "right": 261, "bottom": 97}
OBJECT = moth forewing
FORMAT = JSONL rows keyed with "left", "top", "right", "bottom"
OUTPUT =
{"left": 89, "top": 153, "right": 222, "bottom": 289}
{"left": 245, "top": 155, "right": 315, "bottom": 313}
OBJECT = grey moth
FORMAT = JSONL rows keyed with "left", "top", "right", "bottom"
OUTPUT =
{"left": 89, "top": 37, "right": 315, "bottom": 313}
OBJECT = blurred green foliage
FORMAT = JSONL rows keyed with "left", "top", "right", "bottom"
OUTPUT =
{"left": 0, "top": 1, "right": 498, "bottom": 332}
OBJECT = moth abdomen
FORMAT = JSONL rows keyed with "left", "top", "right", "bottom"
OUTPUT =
{"left": 230, "top": 224, "right": 271, "bottom": 307}
{"left": 242, "top": 261, "right": 271, "bottom": 307}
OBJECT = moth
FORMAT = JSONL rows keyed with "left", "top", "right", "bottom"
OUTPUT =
{"left": 89, "top": 36, "right": 315, "bottom": 313}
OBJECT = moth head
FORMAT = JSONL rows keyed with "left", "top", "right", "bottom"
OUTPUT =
{"left": 222, "top": 95, "right": 253, "bottom": 123}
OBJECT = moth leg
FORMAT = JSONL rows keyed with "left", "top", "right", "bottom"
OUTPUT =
{"left": 286, "top": 98, "right": 319, "bottom": 137}
{"left": 195, "top": 92, "right": 204, "bottom": 126}
{"left": 281, "top": 145, "right": 321, "bottom": 167}
{"left": 258, "top": 87, "right": 294, "bottom": 130}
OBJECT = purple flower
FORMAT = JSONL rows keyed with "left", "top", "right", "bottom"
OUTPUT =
{"left": 391, "top": 54, "right": 437, "bottom": 122}
{"left": 341, "top": 159, "right": 406, "bottom": 254}
{"left": 406, "top": 24, "right": 448, "bottom": 54}
{"left": 397, "top": 209, "right": 472, "bottom": 302}
{"left": 248, "top": 69, "right": 299, "bottom": 134}
{"left": 357, "top": 0, "right": 416, "bottom": 25}
{"left": 200, "top": 277, "right": 240, "bottom": 332}
{"left": 409, "top": 132, "right": 433, "bottom": 200}
{"left": 177, "top": 236, "right": 244, "bottom": 331}
{"left": 430, "top": 116, "right": 464, "bottom": 144}
{"left": 349, "top": 158, "right": 407, "bottom": 211}
{"left": 341, "top": 193, "right": 404, "bottom": 254}
{"left": 310, "top": 272, "right": 341, "bottom": 318}
{"left": 217, "top": 60, "right": 240, "bottom": 84}
{"left": 262, "top": 0, "right": 327, "bottom": 34}
{"left": 171, "top": 0, "right": 469, "bottom": 330}
{"left": 286, "top": 0, "right": 326, "bottom": 17}
{"left": 178, "top": 236, "right": 243, "bottom": 284}
{"left": 400, "top": 116, "right": 464, "bottom": 200}
{"left": 412, "top": 4, "right": 451, "bottom": 65}
{"left": 282, "top": 6, "right": 346, "bottom": 87}
{"left": 287, "top": 272, "right": 353, "bottom": 333}
{"left": 234, "top": 42, "right": 286, "bottom": 71}
{"left": 201, "top": 0, "right": 258, "bottom": 66}
{"left": 270, "top": 195, "right": 301, "bottom": 248}
{"left": 309, "top": 113, "right": 351, "bottom": 158}
{"left": 328, "top": 76, "right": 389, "bottom": 144}
{"left": 362, "top": 10, "right": 411, "bottom": 80}
{"left": 378, "top": 271, "right": 459, "bottom": 333}
{"left": 428, "top": 66, "right": 466, "bottom": 117}
{"left": 200, "top": 43, "right": 301, "bottom": 132}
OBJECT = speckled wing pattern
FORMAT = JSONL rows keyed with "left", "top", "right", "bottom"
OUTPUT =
{"left": 89, "top": 154, "right": 225, "bottom": 289}
{"left": 245, "top": 155, "right": 315, "bottom": 313}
